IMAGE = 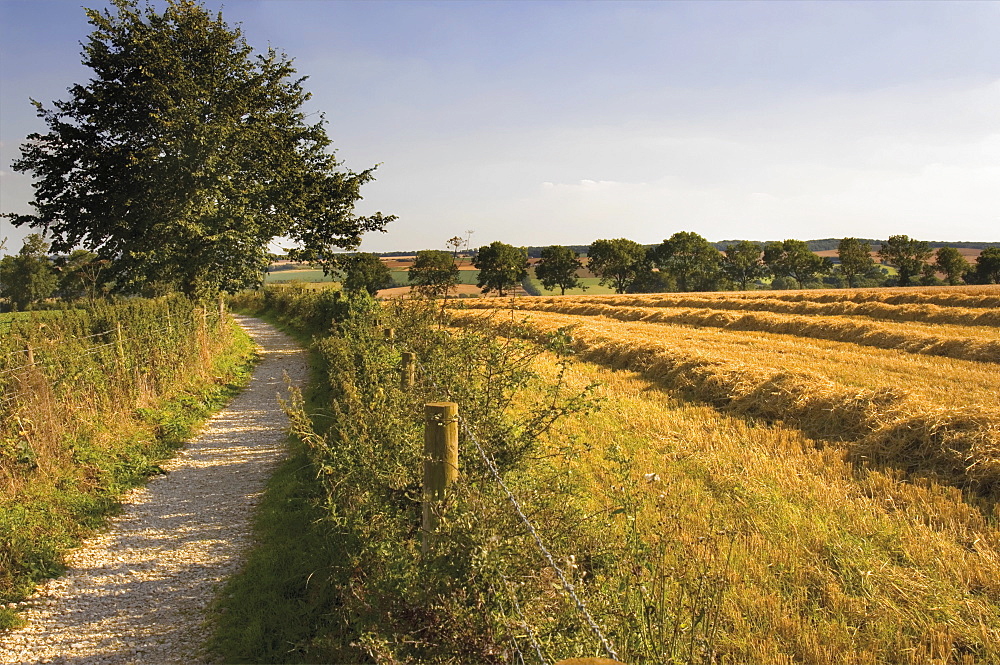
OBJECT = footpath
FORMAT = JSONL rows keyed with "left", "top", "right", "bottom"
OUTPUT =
{"left": 0, "top": 316, "right": 307, "bottom": 665}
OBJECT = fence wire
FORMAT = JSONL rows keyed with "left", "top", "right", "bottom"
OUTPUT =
{"left": 0, "top": 307, "right": 227, "bottom": 398}
{"left": 411, "top": 354, "right": 621, "bottom": 663}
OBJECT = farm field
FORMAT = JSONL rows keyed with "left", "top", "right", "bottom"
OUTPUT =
{"left": 441, "top": 284, "right": 1000, "bottom": 661}
{"left": 264, "top": 268, "right": 335, "bottom": 283}
{"left": 219, "top": 285, "right": 1000, "bottom": 663}
{"left": 514, "top": 349, "right": 1000, "bottom": 664}
{"left": 452, "top": 285, "right": 1000, "bottom": 494}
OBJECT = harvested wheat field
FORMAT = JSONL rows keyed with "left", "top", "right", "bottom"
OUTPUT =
{"left": 514, "top": 352, "right": 1000, "bottom": 664}
{"left": 446, "top": 285, "right": 1000, "bottom": 663}
{"left": 451, "top": 285, "right": 1000, "bottom": 496}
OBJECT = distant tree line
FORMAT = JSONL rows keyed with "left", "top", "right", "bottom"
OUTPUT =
{"left": 571, "top": 233, "right": 1000, "bottom": 294}
{"left": 579, "top": 234, "right": 1000, "bottom": 294}
{"left": 7, "top": 231, "right": 997, "bottom": 310}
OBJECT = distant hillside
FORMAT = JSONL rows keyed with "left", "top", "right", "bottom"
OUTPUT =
{"left": 378, "top": 238, "right": 999, "bottom": 258}
{"left": 713, "top": 238, "right": 1000, "bottom": 252}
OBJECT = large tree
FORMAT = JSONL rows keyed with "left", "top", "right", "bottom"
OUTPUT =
{"left": 535, "top": 245, "right": 584, "bottom": 295}
{"left": 7, "top": 0, "right": 392, "bottom": 298}
{"left": 763, "top": 239, "right": 832, "bottom": 289}
{"left": 651, "top": 231, "right": 722, "bottom": 293}
{"left": 933, "top": 247, "right": 970, "bottom": 286}
{"left": 721, "top": 240, "right": 766, "bottom": 290}
{"left": 877, "top": 235, "right": 932, "bottom": 287}
{"left": 343, "top": 253, "right": 394, "bottom": 295}
{"left": 408, "top": 250, "right": 459, "bottom": 299}
{"left": 586, "top": 238, "right": 648, "bottom": 294}
{"left": 473, "top": 241, "right": 528, "bottom": 296}
{"left": 971, "top": 248, "right": 1000, "bottom": 284}
{"left": 0, "top": 234, "right": 59, "bottom": 310}
{"left": 837, "top": 237, "right": 875, "bottom": 289}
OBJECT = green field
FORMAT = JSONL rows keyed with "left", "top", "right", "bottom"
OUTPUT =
{"left": 526, "top": 270, "right": 617, "bottom": 296}
{"left": 389, "top": 269, "right": 482, "bottom": 286}
{"left": 264, "top": 269, "right": 335, "bottom": 283}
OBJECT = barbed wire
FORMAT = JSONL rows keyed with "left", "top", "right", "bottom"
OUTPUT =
{"left": 410, "top": 354, "right": 621, "bottom": 662}
{"left": 496, "top": 569, "right": 549, "bottom": 665}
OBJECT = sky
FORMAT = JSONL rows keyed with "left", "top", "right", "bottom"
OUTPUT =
{"left": 1, "top": 0, "right": 998, "bottom": 257}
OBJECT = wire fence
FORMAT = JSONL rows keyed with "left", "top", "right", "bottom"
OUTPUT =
{"left": 0, "top": 305, "right": 227, "bottom": 409}
{"left": 0, "top": 306, "right": 225, "bottom": 378}
{"left": 410, "top": 352, "right": 621, "bottom": 663}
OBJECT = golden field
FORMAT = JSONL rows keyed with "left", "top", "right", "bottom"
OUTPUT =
{"left": 447, "top": 285, "right": 1000, "bottom": 663}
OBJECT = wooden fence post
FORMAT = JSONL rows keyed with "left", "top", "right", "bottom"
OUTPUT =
{"left": 383, "top": 327, "right": 396, "bottom": 343}
{"left": 423, "top": 401, "right": 459, "bottom": 553}
{"left": 115, "top": 321, "right": 126, "bottom": 366}
{"left": 218, "top": 296, "right": 225, "bottom": 322}
{"left": 25, "top": 343, "right": 34, "bottom": 366}
{"left": 400, "top": 352, "right": 416, "bottom": 390}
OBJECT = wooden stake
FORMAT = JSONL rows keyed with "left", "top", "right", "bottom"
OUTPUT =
{"left": 25, "top": 343, "right": 34, "bottom": 366}
{"left": 423, "top": 402, "right": 458, "bottom": 552}
{"left": 115, "top": 321, "right": 126, "bottom": 366}
{"left": 383, "top": 327, "right": 396, "bottom": 343}
{"left": 400, "top": 352, "right": 416, "bottom": 389}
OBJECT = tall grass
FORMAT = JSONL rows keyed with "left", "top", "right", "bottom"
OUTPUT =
{"left": 0, "top": 296, "right": 255, "bottom": 626}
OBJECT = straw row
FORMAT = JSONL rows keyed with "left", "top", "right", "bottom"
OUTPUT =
{"left": 457, "top": 300, "right": 1000, "bottom": 364}
{"left": 451, "top": 310, "right": 1000, "bottom": 497}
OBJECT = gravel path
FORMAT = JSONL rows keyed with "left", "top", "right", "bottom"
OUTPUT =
{"left": 0, "top": 316, "right": 308, "bottom": 665}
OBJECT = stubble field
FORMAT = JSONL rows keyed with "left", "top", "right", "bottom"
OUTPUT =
{"left": 448, "top": 285, "right": 1000, "bottom": 663}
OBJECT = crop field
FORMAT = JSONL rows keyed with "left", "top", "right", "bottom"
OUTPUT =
{"left": 443, "top": 285, "right": 1000, "bottom": 661}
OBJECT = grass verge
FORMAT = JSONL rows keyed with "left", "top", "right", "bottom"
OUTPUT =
{"left": 0, "top": 316, "right": 256, "bottom": 630}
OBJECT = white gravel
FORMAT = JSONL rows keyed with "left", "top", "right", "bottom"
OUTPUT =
{"left": 0, "top": 316, "right": 308, "bottom": 665}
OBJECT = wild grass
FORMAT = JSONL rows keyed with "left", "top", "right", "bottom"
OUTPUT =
{"left": 458, "top": 299, "right": 1000, "bottom": 364}
{"left": 0, "top": 297, "right": 255, "bottom": 627}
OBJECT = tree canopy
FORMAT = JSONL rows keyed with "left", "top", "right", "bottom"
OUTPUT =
{"left": 0, "top": 234, "right": 59, "bottom": 310}
{"left": 7, "top": 0, "right": 392, "bottom": 298}
{"left": 933, "top": 247, "right": 970, "bottom": 286}
{"left": 343, "top": 253, "right": 394, "bottom": 295}
{"left": 408, "top": 250, "right": 459, "bottom": 299}
{"left": 586, "top": 238, "right": 648, "bottom": 294}
{"left": 535, "top": 245, "right": 583, "bottom": 295}
{"left": 878, "top": 235, "right": 932, "bottom": 287}
{"left": 473, "top": 241, "right": 528, "bottom": 296}
{"left": 721, "top": 240, "right": 765, "bottom": 290}
{"left": 763, "top": 239, "right": 832, "bottom": 289}
{"left": 972, "top": 248, "right": 1000, "bottom": 284}
{"left": 652, "top": 231, "right": 722, "bottom": 292}
{"left": 836, "top": 238, "right": 875, "bottom": 289}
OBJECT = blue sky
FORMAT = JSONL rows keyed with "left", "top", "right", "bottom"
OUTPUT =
{"left": 2, "top": 0, "right": 998, "bottom": 256}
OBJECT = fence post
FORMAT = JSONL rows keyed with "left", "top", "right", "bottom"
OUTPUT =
{"left": 383, "top": 327, "right": 395, "bottom": 343}
{"left": 423, "top": 401, "right": 458, "bottom": 553}
{"left": 115, "top": 321, "right": 126, "bottom": 366}
{"left": 25, "top": 343, "right": 34, "bottom": 366}
{"left": 218, "top": 296, "right": 225, "bottom": 322}
{"left": 400, "top": 352, "right": 416, "bottom": 390}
